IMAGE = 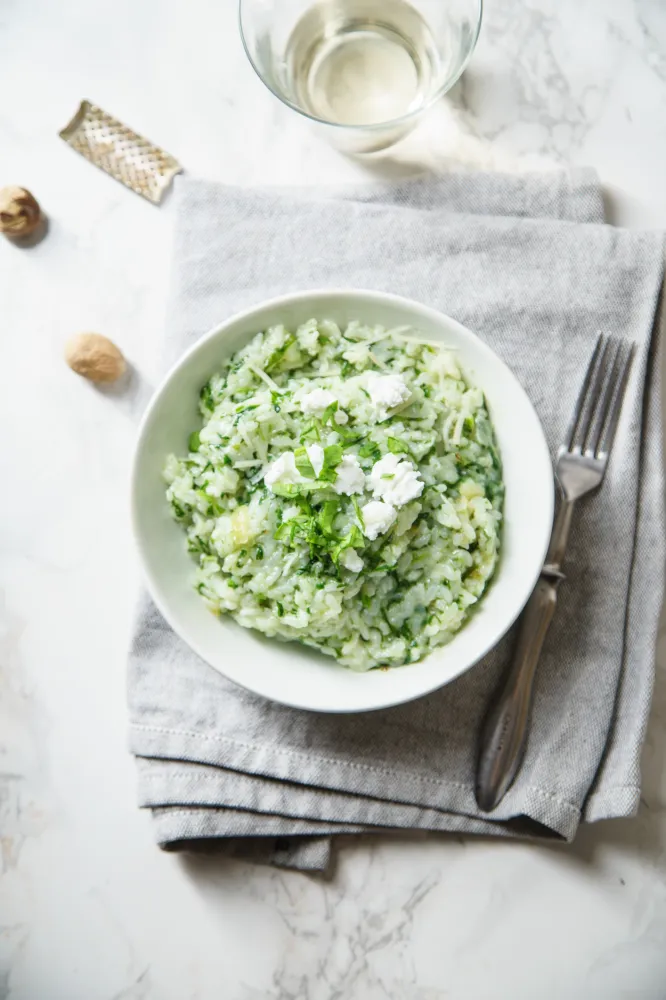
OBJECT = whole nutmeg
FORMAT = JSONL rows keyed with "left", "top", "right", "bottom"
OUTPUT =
{"left": 0, "top": 186, "right": 42, "bottom": 237}
{"left": 65, "top": 333, "right": 127, "bottom": 383}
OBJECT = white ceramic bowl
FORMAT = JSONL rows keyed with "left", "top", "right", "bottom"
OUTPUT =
{"left": 132, "top": 290, "right": 553, "bottom": 714}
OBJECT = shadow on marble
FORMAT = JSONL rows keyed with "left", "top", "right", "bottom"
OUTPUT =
{"left": 179, "top": 841, "right": 335, "bottom": 885}
{"left": 348, "top": 73, "right": 557, "bottom": 181}
{"left": 94, "top": 362, "right": 155, "bottom": 421}
{"left": 346, "top": 80, "right": 477, "bottom": 182}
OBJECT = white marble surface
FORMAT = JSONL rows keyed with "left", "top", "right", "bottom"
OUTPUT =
{"left": 1, "top": 0, "right": 666, "bottom": 997}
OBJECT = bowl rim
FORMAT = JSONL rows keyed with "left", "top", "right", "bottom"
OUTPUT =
{"left": 131, "top": 288, "right": 554, "bottom": 713}
{"left": 237, "top": 0, "right": 484, "bottom": 134}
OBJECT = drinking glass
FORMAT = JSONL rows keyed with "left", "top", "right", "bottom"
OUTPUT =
{"left": 239, "top": 0, "right": 483, "bottom": 153}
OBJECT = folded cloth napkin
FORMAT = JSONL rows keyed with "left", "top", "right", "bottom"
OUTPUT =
{"left": 128, "top": 169, "right": 665, "bottom": 873}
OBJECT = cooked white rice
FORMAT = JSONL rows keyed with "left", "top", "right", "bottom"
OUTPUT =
{"left": 164, "top": 319, "right": 503, "bottom": 671}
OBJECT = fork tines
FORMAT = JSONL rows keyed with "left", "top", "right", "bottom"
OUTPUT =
{"left": 563, "top": 334, "right": 636, "bottom": 460}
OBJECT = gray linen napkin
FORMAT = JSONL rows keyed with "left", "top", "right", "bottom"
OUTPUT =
{"left": 128, "top": 170, "right": 664, "bottom": 873}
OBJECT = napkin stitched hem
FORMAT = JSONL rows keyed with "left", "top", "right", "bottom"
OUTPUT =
{"left": 138, "top": 766, "right": 642, "bottom": 819}
{"left": 136, "top": 764, "right": 582, "bottom": 836}
{"left": 131, "top": 722, "right": 584, "bottom": 837}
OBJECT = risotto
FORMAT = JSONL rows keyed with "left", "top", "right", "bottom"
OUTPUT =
{"left": 164, "top": 318, "right": 503, "bottom": 671}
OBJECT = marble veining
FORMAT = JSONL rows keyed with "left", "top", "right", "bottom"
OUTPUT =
{"left": 1, "top": 0, "right": 665, "bottom": 997}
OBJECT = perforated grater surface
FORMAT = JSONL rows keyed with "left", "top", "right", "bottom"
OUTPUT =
{"left": 59, "top": 101, "right": 182, "bottom": 204}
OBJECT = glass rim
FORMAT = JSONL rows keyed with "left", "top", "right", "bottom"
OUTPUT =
{"left": 238, "top": 0, "right": 484, "bottom": 132}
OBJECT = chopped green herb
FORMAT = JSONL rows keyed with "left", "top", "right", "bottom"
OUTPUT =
{"left": 318, "top": 499, "right": 339, "bottom": 537}
{"left": 321, "top": 400, "right": 338, "bottom": 425}
{"left": 294, "top": 446, "right": 316, "bottom": 480}
{"left": 331, "top": 524, "right": 363, "bottom": 564}
{"left": 265, "top": 334, "right": 296, "bottom": 372}
{"left": 276, "top": 602, "right": 284, "bottom": 617}
{"left": 255, "top": 545, "right": 264, "bottom": 560}
{"left": 352, "top": 496, "right": 364, "bottom": 528}
{"left": 300, "top": 420, "right": 320, "bottom": 444}
{"left": 318, "top": 444, "right": 343, "bottom": 483}
{"left": 274, "top": 521, "right": 294, "bottom": 542}
{"left": 387, "top": 436, "right": 410, "bottom": 456}
{"left": 199, "top": 383, "right": 215, "bottom": 413}
{"left": 188, "top": 430, "right": 201, "bottom": 451}
{"left": 359, "top": 440, "right": 381, "bottom": 461}
{"left": 187, "top": 536, "right": 210, "bottom": 555}
{"left": 270, "top": 481, "right": 323, "bottom": 498}
{"left": 335, "top": 425, "right": 363, "bottom": 446}
{"left": 294, "top": 494, "right": 313, "bottom": 516}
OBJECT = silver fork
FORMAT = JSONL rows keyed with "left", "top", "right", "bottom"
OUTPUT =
{"left": 475, "top": 334, "right": 636, "bottom": 812}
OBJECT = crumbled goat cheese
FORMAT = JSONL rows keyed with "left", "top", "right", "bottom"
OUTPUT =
{"left": 264, "top": 452, "right": 302, "bottom": 490}
{"left": 369, "top": 453, "right": 424, "bottom": 506}
{"left": 366, "top": 373, "right": 410, "bottom": 419}
{"left": 361, "top": 500, "right": 397, "bottom": 540}
{"left": 340, "top": 548, "right": 364, "bottom": 573}
{"left": 332, "top": 454, "right": 365, "bottom": 495}
{"left": 300, "top": 388, "right": 336, "bottom": 414}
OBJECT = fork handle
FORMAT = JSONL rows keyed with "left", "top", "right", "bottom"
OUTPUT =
{"left": 475, "top": 572, "right": 560, "bottom": 812}
{"left": 546, "top": 496, "right": 575, "bottom": 568}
